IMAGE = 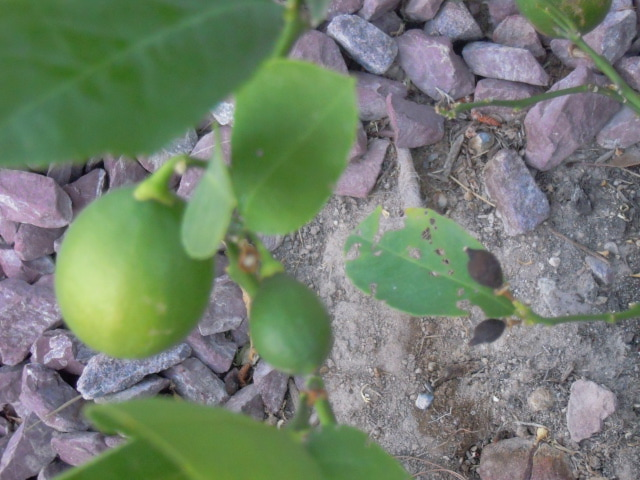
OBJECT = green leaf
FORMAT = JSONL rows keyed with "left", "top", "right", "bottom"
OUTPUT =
{"left": 181, "top": 136, "right": 236, "bottom": 259}
{"left": 83, "top": 398, "right": 325, "bottom": 480}
{"left": 345, "top": 207, "right": 515, "bottom": 318}
{"left": 305, "top": 0, "right": 333, "bottom": 25}
{"left": 305, "top": 425, "right": 411, "bottom": 480}
{"left": 55, "top": 439, "right": 188, "bottom": 480}
{"left": 0, "top": 0, "right": 283, "bottom": 167}
{"left": 231, "top": 59, "right": 358, "bottom": 234}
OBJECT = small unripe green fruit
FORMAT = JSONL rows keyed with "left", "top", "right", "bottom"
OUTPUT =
{"left": 250, "top": 273, "right": 332, "bottom": 375}
{"left": 516, "top": 0, "right": 611, "bottom": 37}
{"left": 55, "top": 186, "right": 215, "bottom": 358}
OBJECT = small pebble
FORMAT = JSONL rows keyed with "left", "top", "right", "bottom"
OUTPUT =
{"left": 415, "top": 391, "right": 434, "bottom": 410}
{"left": 528, "top": 386, "right": 555, "bottom": 412}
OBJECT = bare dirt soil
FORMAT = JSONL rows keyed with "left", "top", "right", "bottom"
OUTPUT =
{"left": 276, "top": 117, "right": 640, "bottom": 479}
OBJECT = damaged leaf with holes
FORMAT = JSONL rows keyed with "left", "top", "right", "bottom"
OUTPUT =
{"left": 344, "top": 207, "right": 515, "bottom": 318}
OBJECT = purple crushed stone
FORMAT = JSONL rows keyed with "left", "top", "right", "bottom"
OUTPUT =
{"left": 19, "top": 363, "right": 90, "bottom": 432}
{"left": 396, "top": 30, "right": 475, "bottom": 101}
{"left": 103, "top": 155, "right": 148, "bottom": 189}
{"left": 0, "top": 412, "right": 56, "bottom": 480}
{"left": 0, "top": 170, "right": 72, "bottom": 228}
{"left": 289, "top": 30, "right": 348, "bottom": 74}
{"left": 335, "top": 138, "right": 390, "bottom": 198}
{"left": 0, "top": 278, "right": 62, "bottom": 365}
{"left": 62, "top": 168, "right": 107, "bottom": 217}
{"left": 50, "top": 431, "right": 110, "bottom": 467}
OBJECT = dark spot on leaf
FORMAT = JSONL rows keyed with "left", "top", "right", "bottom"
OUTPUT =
{"left": 430, "top": 271, "right": 439, "bottom": 277}
{"left": 422, "top": 228, "right": 432, "bottom": 242}
{"left": 442, "top": 258, "right": 450, "bottom": 265}
{"left": 448, "top": 270, "right": 454, "bottom": 275}
{"left": 429, "top": 218, "right": 436, "bottom": 225}
{"left": 465, "top": 248, "right": 504, "bottom": 288}
{"left": 469, "top": 319, "right": 506, "bottom": 346}
{"left": 435, "top": 248, "right": 445, "bottom": 256}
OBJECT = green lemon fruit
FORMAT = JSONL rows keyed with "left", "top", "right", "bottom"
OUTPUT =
{"left": 55, "top": 186, "right": 215, "bottom": 358}
{"left": 516, "top": 0, "right": 611, "bottom": 37}
{"left": 250, "top": 273, "right": 332, "bottom": 375}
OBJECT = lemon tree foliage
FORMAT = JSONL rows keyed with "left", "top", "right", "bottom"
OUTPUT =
{"left": 181, "top": 142, "right": 236, "bottom": 259}
{"left": 0, "top": 0, "right": 283, "bottom": 166}
{"left": 231, "top": 59, "right": 358, "bottom": 234}
{"left": 515, "top": 0, "right": 612, "bottom": 37}
{"left": 305, "top": 425, "right": 412, "bottom": 480}
{"left": 57, "top": 399, "right": 326, "bottom": 480}
{"left": 345, "top": 207, "right": 515, "bottom": 318}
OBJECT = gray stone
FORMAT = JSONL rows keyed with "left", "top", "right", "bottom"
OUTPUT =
{"left": 0, "top": 170, "right": 72, "bottom": 228}
{"left": 327, "top": 0, "right": 363, "bottom": 20}
{"left": 93, "top": 375, "right": 171, "bottom": 404}
{"left": 353, "top": 71, "right": 408, "bottom": 121}
{"left": 386, "top": 95, "right": 444, "bottom": 148}
{"left": 50, "top": 431, "right": 110, "bottom": 466}
{"left": 23, "top": 255, "right": 56, "bottom": 283}
{"left": 62, "top": 168, "right": 107, "bottom": 217}
{"left": 103, "top": 155, "right": 148, "bottom": 189}
{"left": 211, "top": 99, "right": 235, "bottom": 126}
{"left": 462, "top": 42, "right": 549, "bottom": 86}
{"left": 424, "top": 0, "right": 483, "bottom": 41}
{"left": 76, "top": 343, "right": 191, "bottom": 399}
{"left": 187, "top": 330, "right": 237, "bottom": 374}
{"left": 224, "top": 368, "right": 240, "bottom": 396}
{"left": 403, "top": 0, "right": 445, "bottom": 22}
{"left": 19, "top": 363, "right": 89, "bottom": 432}
{"left": 0, "top": 279, "right": 61, "bottom": 365}
{"left": 567, "top": 379, "right": 617, "bottom": 442}
{"left": 358, "top": 0, "right": 401, "bottom": 20}
{"left": 14, "top": 224, "right": 64, "bottom": 261}
{"left": 162, "top": 357, "right": 229, "bottom": 405}
{"left": 138, "top": 129, "right": 198, "bottom": 173}
{"left": 0, "top": 363, "right": 24, "bottom": 405}
{"left": 256, "top": 233, "right": 284, "bottom": 252}
{"left": 484, "top": 0, "right": 518, "bottom": 26}
{"left": 524, "top": 66, "right": 621, "bottom": 171}
{"left": 335, "top": 138, "right": 390, "bottom": 198}
{"left": 30, "top": 330, "right": 86, "bottom": 375}
{"left": 253, "top": 361, "right": 289, "bottom": 414}
{"left": 0, "top": 413, "right": 56, "bottom": 480}
{"left": 224, "top": 384, "right": 265, "bottom": 421}
{"left": 397, "top": 30, "right": 475, "bottom": 101}
{"left": 472, "top": 78, "right": 544, "bottom": 122}
{"left": 585, "top": 255, "right": 615, "bottom": 285}
{"left": 37, "top": 459, "right": 71, "bottom": 480}
{"left": 484, "top": 149, "right": 550, "bottom": 236}
{"left": 290, "top": 30, "right": 348, "bottom": 74}
{"left": 198, "top": 274, "right": 247, "bottom": 336}
{"left": 492, "top": 15, "right": 545, "bottom": 59}
{"left": 550, "top": 7, "right": 636, "bottom": 68}
{"left": 596, "top": 106, "right": 640, "bottom": 149}
{"left": 616, "top": 56, "right": 640, "bottom": 91}
{"left": 327, "top": 15, "right": 398, "bottom": 75}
